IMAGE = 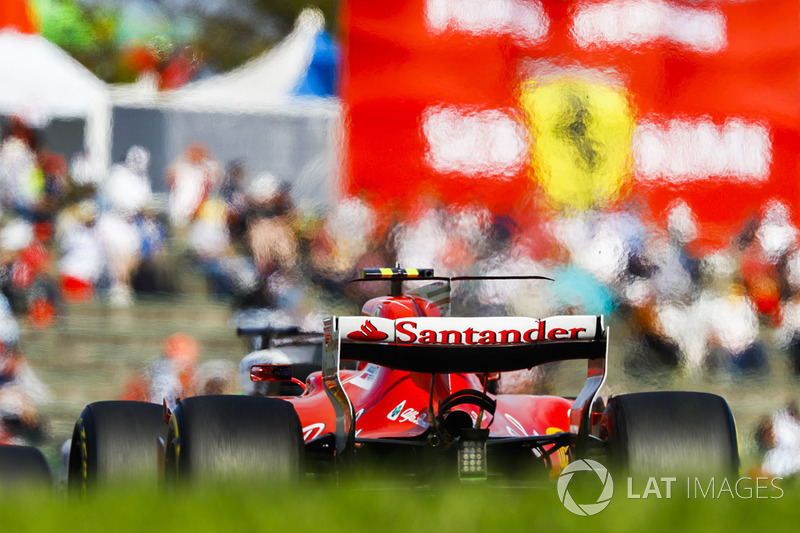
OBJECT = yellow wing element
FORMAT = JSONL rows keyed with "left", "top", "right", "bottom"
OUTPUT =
{"left": 520, "top": 78, "right": 636, "bottom": 211}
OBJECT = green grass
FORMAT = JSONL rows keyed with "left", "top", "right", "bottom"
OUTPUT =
{"left": 1, "top": 475, "right": 797, "bottom": 533}
{"left": 16, "top": 302, "right": 800, "bottom": 531}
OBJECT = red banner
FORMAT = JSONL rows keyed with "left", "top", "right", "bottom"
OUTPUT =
{"left": 341, "top": 0, "right": 800, "bottom": 249}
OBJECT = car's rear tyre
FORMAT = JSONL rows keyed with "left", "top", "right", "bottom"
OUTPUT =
{"left": 68, "top": 401, "right": 167, "bottom": 491}
{"left": 0, "top": 445, "right": 52, "bottom": 489}
{"left": 599, "top": 391, "right": 739, "bottom": 479}
{"left": 164, "top": 395, "right": 303, "bottom": 483}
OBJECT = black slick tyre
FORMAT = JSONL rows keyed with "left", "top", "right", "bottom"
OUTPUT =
{"left": 164, "top": 395, "right": 303, "bottom": 483}
{"left": 599, "top": 391, "right": 739, "bottom": 479}
{"left": 0, "top": 445, "right": 52, "bottom": 489}
{"left": 68, "top": 401, "right": 167, "bottom": 491}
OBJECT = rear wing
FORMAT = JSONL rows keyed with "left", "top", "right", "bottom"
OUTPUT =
{"left": 331, "top": 315, "right": 604, "bottom": 373}
{"left": 321, "top": 315, "right": 608, "bottom": 457}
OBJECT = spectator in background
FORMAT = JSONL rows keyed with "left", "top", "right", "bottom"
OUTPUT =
{"left": 0, "top": 218, "right": 35, "bottom": 313}
{"left": 195, "top": 359, "right": 237, "bottom": 396}
{"left": 703, "top": 281, "right": 767, "bottom": 374}
{"left": 96, "top": 147, "right": 155, "bottom": 307}
{"left": 655, "top": 201, "right": 703, "bottom": 305}
{"left": 739, "top": 203, "right": 797, "bottom": 325}
{"left": 0, "top": 302, "right": 49, "bottom": 445}
{"left": 220, "top": 160, "right": 248, "bottom": 242}
{"left": 308, "top": 198, "right": 377, "bottom": 291}
{"left": 0, "top": 218, "right": 59, "bottom": 328}
{"left": 777, "top": 240, "right": 800, "bottom": 374}
{"left": 166, "top": 143, "right": 223, "bottom": 229}
{"left": 244, "top": 173, "right": 298, "bottom": 276}
{"left": 188, "top": 196, "right": 233, "bottom": 296}
{"left": 56, "top": 199, "right": 105, "bottom": 302}
{"left": 130, "top": 204, "right": 172, "bottom": 294}
{"left": 2, "top": 118, "right": 38, "bottom": 152}
{"left": 774, "top": 292, "right": 800, "bottom": 376}
{"left": 756, "top": 402, "right": 800, "bottom": 478}
{"left": 96, "top": 212, "right": 141, "bottom": 307}
{"left": 100, "top": 146, "right": 153, "bottom": 217}
{"left": 35, "top": 150, "right": 68, "bottom": 222}
{"left": 69, "top": 151, "right": 103, "bottom": 189}
{"left": 149, "top": 333, "right": 200, "bottom": 409}
{"left": 233, "top": 173, "right": 301, "bottom": 311}
{"left": 0, "top": 131, "right": 38, "bottom": 215}
{"left": 120, "top": 332, "right": 202, "bottom": 410}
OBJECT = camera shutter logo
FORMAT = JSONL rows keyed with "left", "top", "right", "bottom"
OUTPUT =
{"left": 557, "top": 459, "right": 614, "bottom": 516}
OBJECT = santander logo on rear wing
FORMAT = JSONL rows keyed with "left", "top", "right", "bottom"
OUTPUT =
{"left": 339, "top": 316, "right": 601, "bottom": 346}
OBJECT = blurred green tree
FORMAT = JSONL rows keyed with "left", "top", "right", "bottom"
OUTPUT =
{"left": 29, "top": 0, "right": 337, "bottom": 84}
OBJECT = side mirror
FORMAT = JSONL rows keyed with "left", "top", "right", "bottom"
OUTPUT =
{"left": 250, "top": 364, "right": 306, "bottom": 392}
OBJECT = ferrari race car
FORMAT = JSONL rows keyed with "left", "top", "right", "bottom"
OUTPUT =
{"left": 65, "top": 267, "right": 740, "bottom": 488}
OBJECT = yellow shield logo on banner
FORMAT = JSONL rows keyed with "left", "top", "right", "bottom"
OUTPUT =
{"left": 520, "top": 78, "right": 636, "bottom": 211}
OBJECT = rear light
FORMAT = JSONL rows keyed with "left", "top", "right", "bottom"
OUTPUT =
{"left": 458, "top": 428, "right": 489, "bottom": 480}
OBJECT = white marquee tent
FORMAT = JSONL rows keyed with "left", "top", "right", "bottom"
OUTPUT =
{"left": 170, "top": 9, "right": 336, "bottom": 113}
{"left": 110, "top": 9, "right": 341, "bottom": 209}
{"left": 113, "top": 8, "right": 338, "bottom": 114}
{"left": 0, "top": 30, "right": 110, "bottom": 168}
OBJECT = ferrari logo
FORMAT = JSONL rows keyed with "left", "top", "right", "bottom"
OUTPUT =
{"left": 520, "top": 77, "right": 636, "bottom": 211}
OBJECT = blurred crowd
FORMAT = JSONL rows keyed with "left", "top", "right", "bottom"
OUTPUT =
{"left": 3, "top": 116, "right": 800, "bottom": 474}
{"left": 119, "top": 332, "right": 237, "bottom": 410}
{"left": 4, "top": 116, "right": 800, "bottom": 361}
{"left": 330, "top": 194, "right": 800, "bottom": 380}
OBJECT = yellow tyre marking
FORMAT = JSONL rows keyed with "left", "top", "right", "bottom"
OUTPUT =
{"left": 171, "top": 416, "right": 180, "bottom": 468}
{"left": 77, "top": 419, "right": 88, "bottom": 492}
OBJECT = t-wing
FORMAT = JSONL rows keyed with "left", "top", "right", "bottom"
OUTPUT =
{"left": 321, "top": 315, "right": 608, "bottom": 457}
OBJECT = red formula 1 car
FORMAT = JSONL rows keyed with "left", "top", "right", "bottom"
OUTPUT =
{"left": 67, "top": 268, "right": 739, "bottom": 488}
